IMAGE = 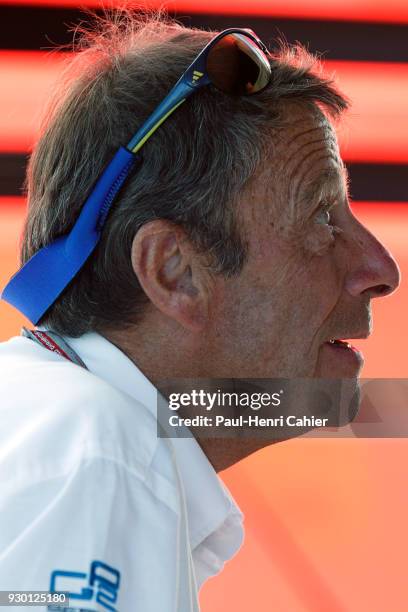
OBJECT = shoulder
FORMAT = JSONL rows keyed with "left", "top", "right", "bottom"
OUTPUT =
{"left": 0, "top": 337, "right": 184, "bottom": 602}
{"left": 0, "top": 335, "right": 169, "bottom": 489}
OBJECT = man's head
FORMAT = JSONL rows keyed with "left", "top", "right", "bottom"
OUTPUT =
{"left": 21, "top": 12, "right": 399, "bottom": 383}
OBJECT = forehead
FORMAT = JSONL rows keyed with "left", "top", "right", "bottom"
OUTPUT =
{"left": 240, "top": 102, "right": 348, "bottom": 230}
{"left": 273, "top": 104, "right": 345, "bottom": 199}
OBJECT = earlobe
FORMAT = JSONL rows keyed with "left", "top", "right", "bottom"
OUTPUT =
{"left": 130, "top": 220, "right": 209, "bottom": 331}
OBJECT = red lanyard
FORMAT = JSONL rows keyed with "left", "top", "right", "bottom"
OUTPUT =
{"left": 21, "top": 327, "right": 88, "bottom": 370}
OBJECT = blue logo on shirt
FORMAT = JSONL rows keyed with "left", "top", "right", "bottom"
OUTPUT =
{"left": 50, "top": 560, "right": 120, "bottom": 611}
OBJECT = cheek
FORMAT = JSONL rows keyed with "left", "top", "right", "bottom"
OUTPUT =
{"left": 273, "top": 243, "right": 344, "bottom": 343}
{"left": 299, "top": 252, "right": 344, "bottom": 333}
{"left": 222, "top": 228, "right": 344, "bottom": 346}
{"left": 216, "top": 248, "right": 344, "bottom": 377}
{"left": 246, "top": 248, "right": 341, "bottom": 340}
{"left": 292, "top": 222, "right": 344, "bottom": 314}
{"left": 302, "top": 223, "right": 336, "bottom": 255}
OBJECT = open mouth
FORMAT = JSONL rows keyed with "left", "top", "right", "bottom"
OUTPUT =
{"left": 326, "top": 338, "right": 354, "bottom": 350}
{"left": 323, "top": 337, "right": 365, "bottom": 373}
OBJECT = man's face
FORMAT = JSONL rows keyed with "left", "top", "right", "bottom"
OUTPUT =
{"left": 208, "top": 102, "right": 400, "bottom": 379}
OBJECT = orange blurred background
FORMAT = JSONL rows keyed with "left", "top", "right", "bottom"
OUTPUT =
{"left": 1, "top": 1, "right": 408, "bottom": 610}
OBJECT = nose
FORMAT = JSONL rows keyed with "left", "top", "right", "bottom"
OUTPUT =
{"left": 345, "top": 218, "right": 401, "bottom": 299}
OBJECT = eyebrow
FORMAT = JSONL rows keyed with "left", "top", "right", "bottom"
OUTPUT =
{"left": 302, "top": 165, "right": 348, "bottom": 209}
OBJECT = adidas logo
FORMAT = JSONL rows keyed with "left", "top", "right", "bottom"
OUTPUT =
{"left": 192, "top": 70, "right": 204, "bottom": 82}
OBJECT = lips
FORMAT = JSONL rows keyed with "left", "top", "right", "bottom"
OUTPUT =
{"left": 321, "top": 334, "right": 367, "bottom": 375}
{"left": 319, "top": 329, "right": 370, "bottom": 376}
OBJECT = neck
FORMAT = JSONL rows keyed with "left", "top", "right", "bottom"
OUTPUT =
{"left": 102, "top": 322, "right": 270, "bottom": 472}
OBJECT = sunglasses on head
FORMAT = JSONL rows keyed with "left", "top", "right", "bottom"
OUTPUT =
{"left": 2, "top": 28, "right": 271, "bottom": 324}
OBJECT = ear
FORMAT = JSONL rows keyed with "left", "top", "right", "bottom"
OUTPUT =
{"left": 131, "top": 220, "right": 212, "bottom": 332}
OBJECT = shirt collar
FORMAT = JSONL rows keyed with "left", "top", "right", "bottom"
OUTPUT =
{"left": 59, "top": 330, "right": 244, "bottom": 584}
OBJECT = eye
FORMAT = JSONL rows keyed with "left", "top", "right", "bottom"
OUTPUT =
{"left": 315, "top": 202, "right": 333, "bottom": 226}
{"left": 311, "top": 200, "right": 343, "bottom": 247}
{"left": 316, "top": 208, "right": 331, "bottom": 225}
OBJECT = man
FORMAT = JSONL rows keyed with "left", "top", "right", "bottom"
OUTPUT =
{"left": 0, "top": 12, "right": 399, "bottom": 612}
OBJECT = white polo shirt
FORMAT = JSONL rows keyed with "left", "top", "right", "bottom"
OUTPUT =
{"left": 0, "top": 331, "right": 243, "bottom": 611}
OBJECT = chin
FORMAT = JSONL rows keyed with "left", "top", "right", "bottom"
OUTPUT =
{"left": 305, "top": 375, "right": 361, "bottom": 428}
{"left": 308, "top": 345, "right": 363, "bottom": 427}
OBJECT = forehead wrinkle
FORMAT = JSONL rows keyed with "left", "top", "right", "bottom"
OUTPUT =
{"left": 259, "top": 112, "right": 341, "bottom": 223}
{"left": 278, "top": 122, "right": 339, "bottom": 173}
{"left": 277, "top": 115, "right": 338, "bottom": 165}
{"left": 282, "top": 125, "right": 327, "bottom": 150}
{"left": 279, "top": 137, "right": 330, "bottom": 173}
{"left": 284, "top": 139, "right": 331, "bottom": 178}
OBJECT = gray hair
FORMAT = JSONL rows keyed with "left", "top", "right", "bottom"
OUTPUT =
{"left": 21, "top": 11, "right": 348, "bottom": 337}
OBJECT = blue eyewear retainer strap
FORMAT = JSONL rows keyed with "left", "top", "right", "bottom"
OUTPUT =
{"left": 1, "top": 146, "right": 138, "bottom": 324}
{"left": 2, "top": 27, "right": 261, "bottom": 324}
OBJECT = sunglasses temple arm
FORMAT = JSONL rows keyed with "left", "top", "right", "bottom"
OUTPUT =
{"left": 127, "top": 80, "right": 194, "bottom": 153}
